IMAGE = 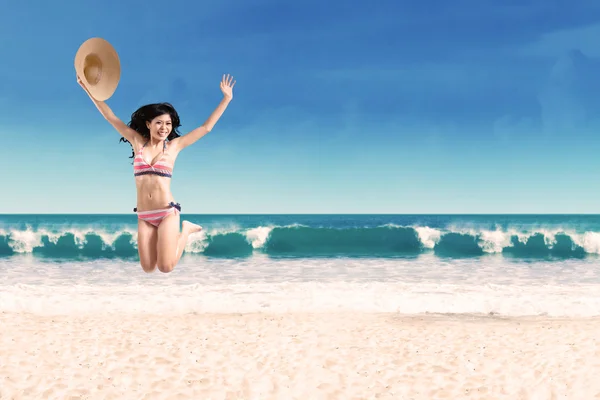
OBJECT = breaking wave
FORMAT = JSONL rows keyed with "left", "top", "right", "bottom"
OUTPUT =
{"left": 1, "top": 224, "right": 600, "bottom": 259}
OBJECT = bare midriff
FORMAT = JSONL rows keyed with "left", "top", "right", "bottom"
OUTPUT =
{"left": 135, "top": 176, "right": 175, "bottom": 212}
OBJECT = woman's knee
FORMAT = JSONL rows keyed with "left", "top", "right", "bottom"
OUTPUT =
{"left": 157, "top": 260, "right": 176, "bottom": 273}
{"left": 140, "top": 261, "right": 156, "bottom": 273}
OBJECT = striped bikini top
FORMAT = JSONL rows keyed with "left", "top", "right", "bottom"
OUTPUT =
{"left": 133, "top": 140, "right": 173, "bottom": 178}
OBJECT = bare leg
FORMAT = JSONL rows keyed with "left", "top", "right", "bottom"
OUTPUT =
{"left": 156, "top": 213, "right": 202, "bottom": 273}
{"left": 175, "top": 221, "right": 203, "bottom": 261}
{"left": 137, "top": 219, "right": 158, "bottom": 273}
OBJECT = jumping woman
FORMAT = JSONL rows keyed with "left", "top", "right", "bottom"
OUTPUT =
{"left": 78, "top": 74, "right": 236, "bottom": 273}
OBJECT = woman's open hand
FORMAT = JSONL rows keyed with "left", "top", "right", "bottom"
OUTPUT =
{"left": 220, "top": 74, "right": 236, "bottom": 100}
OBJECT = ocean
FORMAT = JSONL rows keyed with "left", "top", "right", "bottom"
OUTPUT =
{"left": 2, "top": 213, "right": 600, "bottom": 317}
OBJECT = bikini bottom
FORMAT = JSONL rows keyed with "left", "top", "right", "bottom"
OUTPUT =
{"left": 134, "top": 202, "right": 181, "bottom": 227}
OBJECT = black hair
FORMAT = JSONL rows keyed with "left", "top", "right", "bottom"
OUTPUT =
{"left": 120, "top": 102, "right": 182, "bottom": 160}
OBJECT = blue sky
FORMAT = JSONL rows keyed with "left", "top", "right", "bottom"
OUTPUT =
{"left": 2, "top": 0, "right": 600, "bottom": 213}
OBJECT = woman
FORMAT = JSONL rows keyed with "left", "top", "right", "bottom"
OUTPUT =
{"left": 77, "top": 74, "right": 236, "bottom": 273}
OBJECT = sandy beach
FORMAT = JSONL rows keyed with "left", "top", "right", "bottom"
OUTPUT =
{"left": 1, "top": 312, "right": 599, "bottom": 399}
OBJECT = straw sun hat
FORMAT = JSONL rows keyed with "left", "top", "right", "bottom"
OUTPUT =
{"left": 74, "top": 37, "right": 121, "bottom": 101}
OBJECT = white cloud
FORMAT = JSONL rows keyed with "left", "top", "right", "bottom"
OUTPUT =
{"left": 519, "top": 23, "right": 600, "bottom": 58}
{"left": 536, "top": 48, "right": 600, "bottom": 135}
{"left": 493, "top": 115, "right": 537, "bottom": 140}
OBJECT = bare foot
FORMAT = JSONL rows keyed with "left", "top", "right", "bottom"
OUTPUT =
{"left": 182, "top": 220, "right": 203, "bottom": 234}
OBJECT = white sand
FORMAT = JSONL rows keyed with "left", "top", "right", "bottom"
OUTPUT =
{"left": 1, "top": 312, "right": 600, "bottom": 399}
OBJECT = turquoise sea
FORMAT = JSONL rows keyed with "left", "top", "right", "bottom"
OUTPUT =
{"left": 2, "top": 213, "right": 600, "bottom": 316}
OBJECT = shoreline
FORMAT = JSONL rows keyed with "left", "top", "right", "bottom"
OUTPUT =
{"left": 5, "top": 308, "right": 600, "bottom": 320}
{"left": 5, "top": 309, "right": 600, "bottom": 318}
{"left": 2, "top": 311, "right": 599, "bottom": 398}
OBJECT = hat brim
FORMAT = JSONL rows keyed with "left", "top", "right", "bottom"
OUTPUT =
{"left": 74, "top": 38, "right": 121, "bottom": 101}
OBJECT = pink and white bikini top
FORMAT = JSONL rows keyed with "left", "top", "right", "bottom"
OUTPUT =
{"left": 133, "top": 140, "right": 173, "bottom": 178}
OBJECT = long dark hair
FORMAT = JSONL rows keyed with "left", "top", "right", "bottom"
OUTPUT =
{"left": 120, "top": 102, "right": 182, "bottom": 160}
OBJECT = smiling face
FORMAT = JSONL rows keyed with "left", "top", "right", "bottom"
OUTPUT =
{"left": 146, "top": 114, "right": 172, "bottom": 141}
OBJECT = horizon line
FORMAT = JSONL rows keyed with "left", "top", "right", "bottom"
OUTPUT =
{"left": 1, "top": 212, "right": 600, "bottom": 216}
